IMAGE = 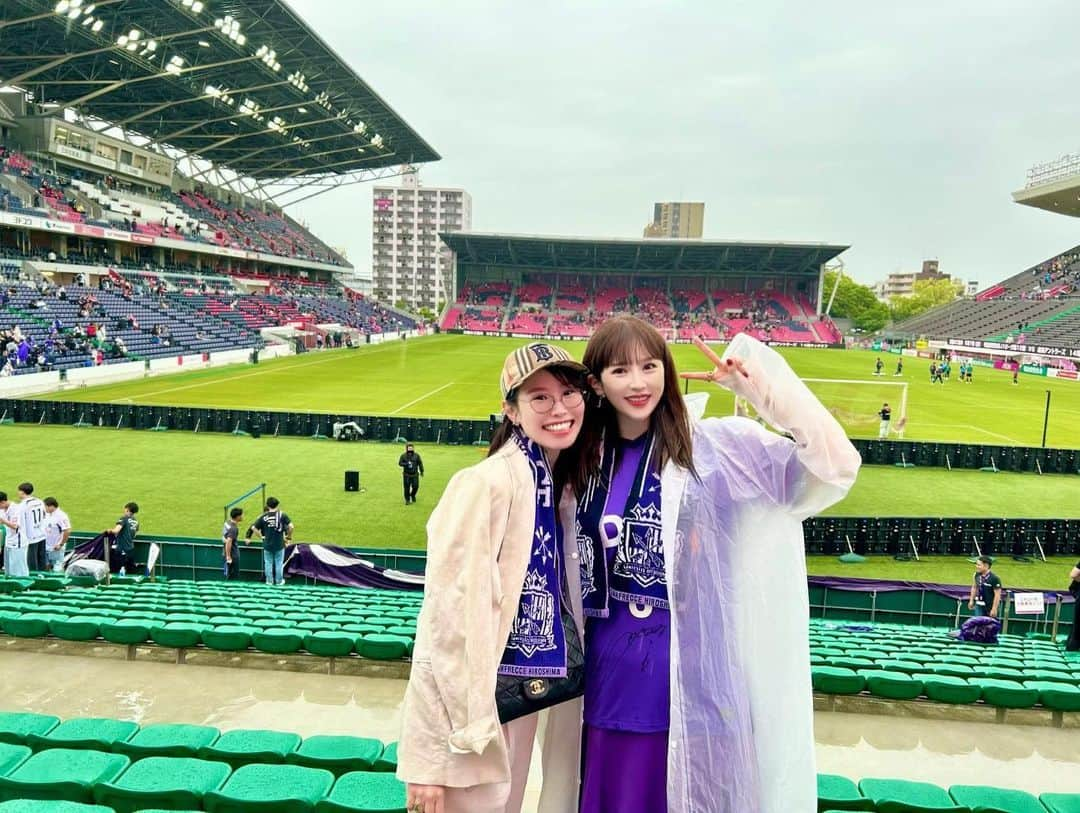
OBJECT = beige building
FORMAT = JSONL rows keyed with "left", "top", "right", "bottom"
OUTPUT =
{"left": 878, "top": 261, "right": 950, "bottom": 300}
{"left": 372, "top": 171, "right": 471, "bottom": 310}
{"left": 643, "top": 201, "right": 704, "bottom": 238}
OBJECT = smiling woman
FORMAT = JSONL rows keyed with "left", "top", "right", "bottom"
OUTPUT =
{"left": 397, "top": 341, "right": 591, "bottom": 813}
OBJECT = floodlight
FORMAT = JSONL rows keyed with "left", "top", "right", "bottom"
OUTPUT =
{"left": 191, "top": 1, "right": 204, "bottom": 11}
{"left": 67, "top": 7, "right": 81, "bottom": 18}
{"left": 128, "top": 29, "right": 139, "bottom": 40}
{"left": 91, "top": 19, "right": 103, "bottom": 31}
{"left": 55, "top": 1, "right": 69, "bottom": 14}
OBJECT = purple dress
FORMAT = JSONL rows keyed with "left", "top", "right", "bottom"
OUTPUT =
{"left": 580, "top": 434, "right": 670, "bottom": 813}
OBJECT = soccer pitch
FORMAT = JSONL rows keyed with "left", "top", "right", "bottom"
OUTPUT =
{"left": 40, "top": 334, "right": 1080, "bottom": 447}
{"left": 11, "top": 335, "right": 1080, "bottom": 585}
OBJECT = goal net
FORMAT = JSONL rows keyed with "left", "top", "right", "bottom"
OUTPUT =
{"left": 736, "top": 378, "right": 909, "bottom": 438}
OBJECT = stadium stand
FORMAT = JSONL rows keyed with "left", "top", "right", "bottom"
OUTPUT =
{"left": 439, "top": 235, "right": 847, "bottom": 343}
{"left": 891, "top": 244, "right": 1080, "bottom": 344}
{"left": 810, "top": 620, "right": 1080, "bottom": 711}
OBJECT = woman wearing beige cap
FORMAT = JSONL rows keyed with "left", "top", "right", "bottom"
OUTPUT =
{"left": 398, "top": 341, "right": 591, "bottom": 813}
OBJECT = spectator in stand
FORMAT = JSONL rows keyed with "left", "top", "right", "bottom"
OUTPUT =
{"left": 245, "top": 497, "right": 293, "bottom": 586}
{"left": 0, "top": 491, "right": 27, "bottom": 577}
{"left": 105, "top": 501, "right": 139, "bottom": 575}
{"left": 15, "top": 482, "right": 48, "bottom": 573}
{"left": 968, "top": 556, "right": 1002, "bottom": 619}
{"left": 43, "top": 497, "right": 71, "bottom": 571}
{"left": 222, "top": 507, "right": 243, "bottom": 580}
{"left": 1067, "top": 562, "right": 1080, "bottom": 651}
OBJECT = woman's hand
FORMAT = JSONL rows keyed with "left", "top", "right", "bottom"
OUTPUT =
{"left": 406, "top": 783, "right": 445, "bottom": 813}
{"left": 679, "top": 336, "right": 750, "bottom": 389}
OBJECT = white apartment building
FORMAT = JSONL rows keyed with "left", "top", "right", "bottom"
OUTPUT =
{"left": 372, "top": 171, "right": 472, "bottom": 311}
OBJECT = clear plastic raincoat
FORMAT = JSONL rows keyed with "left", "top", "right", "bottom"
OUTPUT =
{"left": 659, "top": 334, "right": 861, "bottom": 812}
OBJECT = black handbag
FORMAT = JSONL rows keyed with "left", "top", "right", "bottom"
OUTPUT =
{"left": 496, "top": 602, "right": 584, "bottom": 724}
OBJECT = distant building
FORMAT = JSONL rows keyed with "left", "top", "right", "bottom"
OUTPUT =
{"left": 643, "top": 201, "right": 704, "bottom": 238}
{"left": 372, "top": 170, "right": 472, "bottom": 310}
{"left": 878, "top": 260, "right": 949, "bottom": 300}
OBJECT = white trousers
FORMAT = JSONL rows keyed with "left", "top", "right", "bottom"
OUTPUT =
{"left": 442, "top": 713, "right": 538, "bottom": 813}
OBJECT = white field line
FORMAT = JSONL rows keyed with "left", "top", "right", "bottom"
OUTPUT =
{"left": 105, "top": 340, "right": 442, "bottom": 404}
{"left": 389, "top": 382, "right": 454, "bottom": 414}
{"left": 918, "top": 422, "right": 1022, "bottom": 444}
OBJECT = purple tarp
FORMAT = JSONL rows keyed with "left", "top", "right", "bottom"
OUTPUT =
{"left": 809, "top": 575, "right": 1075, "bottom": 605}
{"left": 284, "top": 544, "right": 425, "bottom": 592}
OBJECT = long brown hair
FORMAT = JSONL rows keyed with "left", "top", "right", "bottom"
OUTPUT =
{"left": 580, "top": 315, "right": 695, "bottom": 486}
{"left": 488, "top": 364, "right": 593, "bottom": 497}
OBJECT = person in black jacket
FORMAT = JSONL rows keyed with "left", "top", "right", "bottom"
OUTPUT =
{"left": 1067, "top": 561, "right": 1080, "bottom": 652}
{"left": 398, "top": 443, "right": 424, "bottom": 504}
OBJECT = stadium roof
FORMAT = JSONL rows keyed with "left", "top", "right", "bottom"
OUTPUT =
{"left": 440, "top": 232, "right": 848, "bottom": 274}
{"left": 1012, "top": 153, "right": 1080, "bottom": 218}
{"left": 0, "top": 0, "right": 440, "bottom": 179}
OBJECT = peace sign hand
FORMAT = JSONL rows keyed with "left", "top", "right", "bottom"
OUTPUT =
{"left": 679, "top": 336, "right": 750, "bottom": 389}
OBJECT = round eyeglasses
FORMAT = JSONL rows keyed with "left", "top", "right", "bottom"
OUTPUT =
{"left": 524, "top": 389, "right": 586, "bottom": 413}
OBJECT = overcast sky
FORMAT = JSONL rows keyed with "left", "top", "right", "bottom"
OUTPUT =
{"left": 286, "top": 0, "right": 1080, "bottom": 287}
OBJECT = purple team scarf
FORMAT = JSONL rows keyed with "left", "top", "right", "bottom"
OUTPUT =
{"left": 577, "top": 431, "right": 668, "bottom": 617}
{"left": 498, "top": 426, "right": 568, "bottom": 678}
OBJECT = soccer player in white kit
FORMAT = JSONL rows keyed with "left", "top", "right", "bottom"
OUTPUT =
{"left": 15, "top": 483, "right": 48, "bottom": 574}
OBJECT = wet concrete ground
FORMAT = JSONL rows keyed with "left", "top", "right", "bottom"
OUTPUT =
{"left": 6, "top": 651, "right": 1080, "bottom": 803}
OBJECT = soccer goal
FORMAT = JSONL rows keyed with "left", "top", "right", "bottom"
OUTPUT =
{"left": 736, "top": 378, "right": 909, "bottom": 437}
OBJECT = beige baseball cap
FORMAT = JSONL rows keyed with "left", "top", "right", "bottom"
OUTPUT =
{"left": 500, "top": 342, "right": 588, "bottom": 399}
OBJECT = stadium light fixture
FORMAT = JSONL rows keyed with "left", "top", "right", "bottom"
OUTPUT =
{"left": 55, "top": 1, "right": 69, "bottom": 14}
{"left": 67, "top": 6, "right": 81, "bottom": 18}
{"left": 91, "top": 19, "right": 104, "bottom": 32}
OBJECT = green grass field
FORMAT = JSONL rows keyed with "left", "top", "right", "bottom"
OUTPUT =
{"left": 10, "top": 335, "right": 1080, "bottom": 586}
{"left": 39, "top": 335, "right": 1080, "bottom": 447}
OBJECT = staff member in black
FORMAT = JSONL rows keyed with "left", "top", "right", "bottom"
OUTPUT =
{"left": 1067, "top": 561, "right": 1080, "bottom": 652}
{"left": 398, "top": 443, "right": 424, "bottom": 504}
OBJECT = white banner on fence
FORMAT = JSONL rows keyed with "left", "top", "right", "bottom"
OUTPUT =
{"left": 1012, "top": 592, "right": 1046, "bottom": 615}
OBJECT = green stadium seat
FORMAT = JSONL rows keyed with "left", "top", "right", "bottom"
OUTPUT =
{"left": 948, "top": 784, "right": 1046, "bottom": 813}
{"left": 93, "top": 755, "right": 232, "bottom": 812}
{"left": 27, "top": 718, "right": 138, "bottom": 752}
{"left": 356, "top": 634, "right": 409, "bottom": 661}
{"left": 914, "top": 675, "right": 981, "bottom": 705}
{"left": 979, "top": 666, "right": 1026, "bottom": 681}
{"left": 150, "top": 622, "right": 205, "bottom": 648}
{"left": 372, "top": 743, "right": 397, "bottom": 773}
{"left": 1041, "top": 794, "right": 1080, "bottom": 813}
{"left": 249, "top": 618, "right": 287, "bottom": 630}
{"left": 199, "top": 729, "right": 302, "bottom": 768}
{"left": 114, "top": 723, "right": 221, "bottom": 759}
{"left": 816, "top": 773, "right": 874, "bottom": 811}
{"left": 0, "top": 714, "right": 59, "bottom": 746}
{"left": 304, "top": 631, "right": 356, "bottom": 657}
{"left": 342, "top": 624, "right": 383, "bottom": 636}
{"left": 858, "top": 778, "right": 969, "bottom": 813}
{"left": 0, "top": 743, "right": 31, "bottom": 777}
{"left": 974, "top": 679, "right": 1040, "bottom": 709}
{"left": 286, "top": 736, "right": 384, "bottom": 775}
{"left": 0, "top": 749, "right": 130, "bottom": 803}
{"left": 828, "top": 657, "right": 875, "bottom": 670}
{"left": 2, "top": 612, "right": 63, "bottom": 638}
{"left": 204, "top": 762, "right": 335, "bottom": 813}
{"left": 930, "top": 664, "right": 976, "bottom": 679}
{"left": 315, "top": 771, "right": 408, "bottom": 813}
{"left": 876, "top": 660, "right": 924, "bottom": 675}
{"left": 49, "top": 616, "right": 109, "bottom": 642}
{"left": 812, "top": 667, "right": 866, "bottom": 695}
{"left": 203, "top": 625, "right": 257, "bottom": 651}
{"left": 164, "top": 612, "right": 211, "bottom": 624}
{"left": 297, "top": 621, "right": 337, "bottom": 633}
{"left": 1023, "top": 681, "right": 1080, "bottom": 712}
{"left": 858, "top": 670, "right": 924, "bottom": 701}
{"left": 0, "top": 801, "right": 115, "bottom": 813}
{"left": 1028, "top": 668, "right": 1075, "bottom": 684}
{"left": 252, "top": 627, "right": 305, "bottom": 654}
{"left": 99, "top": 619, "right": 151, "bottom": 645}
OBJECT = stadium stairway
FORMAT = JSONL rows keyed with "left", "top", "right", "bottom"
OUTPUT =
{"left": 0, "top": 710, "right": 404, "bottom": 811}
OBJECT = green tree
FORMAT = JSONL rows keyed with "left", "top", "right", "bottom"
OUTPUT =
{"left": 822, "top": 271, "right": 890, "bottom": 331}
{"left": 889, "top": 278, "right": 963, "bottom": 322}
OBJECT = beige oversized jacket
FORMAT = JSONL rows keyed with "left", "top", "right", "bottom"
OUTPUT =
{"left": 396, "top": 440, "right": 584, "bottom": 810}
